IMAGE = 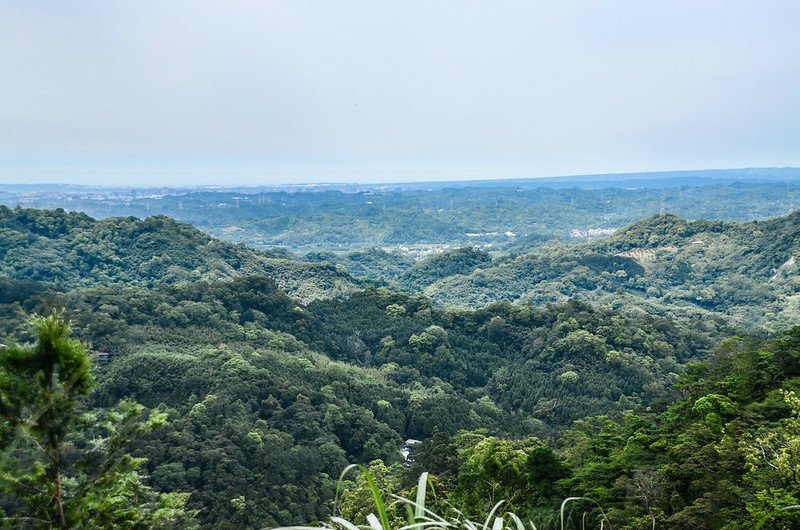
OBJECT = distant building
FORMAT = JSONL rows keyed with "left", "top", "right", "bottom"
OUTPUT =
{"left": 400, "top": 439, "right": 422, "bottom": 466}
{"left": 95, "top": 352, "right": 111, "bottom": 363}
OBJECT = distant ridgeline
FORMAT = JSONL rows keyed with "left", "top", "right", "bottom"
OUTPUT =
{"left": 3, "top": 171, "right": 800, "bottom": 253}
{"left": 0, "top": 205, "right": 798, "bottom": 527}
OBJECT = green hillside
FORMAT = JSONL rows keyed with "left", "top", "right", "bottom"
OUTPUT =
{"left": 422, "top": 213, "right": 800, "bottom": 330}
{"left": 1, "top": 207, "right": 798, "bottom": 528}
{"left": 0, "top": 206, "right": 367, "bottom": 301}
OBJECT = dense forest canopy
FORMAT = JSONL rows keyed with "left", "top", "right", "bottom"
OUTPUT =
{"left": 0, "top": 205, "right": 368, "bottom": 302}
{"left": 1, "top": 183, "right": 799, "bottom": 529}
{"left": 421, "top": 213, "right": 800, "bottom": 330}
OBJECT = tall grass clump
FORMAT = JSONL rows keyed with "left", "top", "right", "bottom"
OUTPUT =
{"left": 273, "top": 465, "right": 610, "bottom": 530}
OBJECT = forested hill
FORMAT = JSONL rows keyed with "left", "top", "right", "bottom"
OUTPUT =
{"left": 6, "top": 204, "right": 798, "bottom": 330}
{"left": 1, "top": 205, "right": 797, "bottom": 527}
{"left": 1, "top": 278, "right": 715, "bottom": 526}
{"left": 0, "top": 206, "right": 366, "bottom": 301}
{"left": 419, "top": 213, "right": 800, "bottom": 330}
{"left": 6, "top": 179, "right": 800, "bottom": 253}
{"left": 0, "top": 207, "right": 725, "bottom": 526}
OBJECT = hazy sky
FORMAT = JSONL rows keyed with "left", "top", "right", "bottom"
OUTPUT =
{"left": 1, "top": 1, "right": 799, "bottom": 185}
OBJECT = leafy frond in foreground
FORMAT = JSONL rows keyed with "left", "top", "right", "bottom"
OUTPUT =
{"left": 272, "top": 468, "right": 609, "bottom": 530}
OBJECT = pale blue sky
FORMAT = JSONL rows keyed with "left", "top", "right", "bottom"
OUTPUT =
{"left": 1, "top": 1, "right": 799, "bottom": 185}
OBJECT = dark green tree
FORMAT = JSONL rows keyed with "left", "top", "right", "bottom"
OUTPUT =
{"left": 0, "top": 311, "right": 93, "bottom": 526}
{"left": 0, "top": 311, "right": 194, "bottom": 528}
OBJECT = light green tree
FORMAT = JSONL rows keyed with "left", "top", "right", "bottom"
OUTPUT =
{"left": 743, "top": 390, "right": 800, "bottom": 528}
{"left": 338, "top": 460, "right": 404, "bottom": 528}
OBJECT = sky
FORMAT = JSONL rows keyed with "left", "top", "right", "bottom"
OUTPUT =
{"left": 1, "top": 1, "right": 799, "bottom": 186}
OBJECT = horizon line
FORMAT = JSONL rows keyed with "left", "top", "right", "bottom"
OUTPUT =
{"left": 2, "top": 165, "right": 800, "bottom": 190}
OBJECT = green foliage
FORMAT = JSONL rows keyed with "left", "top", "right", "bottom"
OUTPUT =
{"left": 0, "top": 275, "right": 710, "bottom": 525}
{"left": 294, "top": 464, "right": 607, "bottom": 530}
{"left": 744, "top": 390, "right": 800, "bottom": 528}
{"left": 0, "top": 206, "right": 367, "bottom": 302}
{"left": 376, "top": 328, "right": 800, "bottom": 529}
{"left": 306, "top": 248, "right": 415, "bottom": 282}
{"left": 549, "top": 327, "right": 800, "bottom": 529}
{"left": 4, "top": 204, "right": 800, "bottom": 529}
{"left": 400, "top": 247, "right": 492, "bottom": 292}
{"left": 421, "top": 213, "right": 800, "bottom": 333}
{"left": 337, "top": 462, "right": 402, "bottom": 529}
{"left": 0, "top": 312, "right": 92, "bottom": 449}
{"left": 0, "top": 312, "right": 194, "bottom": 528}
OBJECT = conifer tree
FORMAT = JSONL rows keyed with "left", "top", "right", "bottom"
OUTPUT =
{"left": 0, "top": 311, "right": 194, "bottom": 528}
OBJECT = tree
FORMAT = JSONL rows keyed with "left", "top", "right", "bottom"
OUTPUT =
{"left": 0, "top": 311, "right": 195, "bottom": 528}
{"left": 339, "top": 460, "right": 404, "bottom": 527}
{"left": 453, "top": 436, "right": 542, "bottom": 515}
{"left": 743, "top": 390, "right": 800, "bottom": 528}
{"left": 0, "top": 311, "right": 93, "bottom": 527}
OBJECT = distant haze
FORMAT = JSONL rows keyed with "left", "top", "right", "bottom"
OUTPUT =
{"left": 1, "top": 1, "right": 799, "bottom": 186}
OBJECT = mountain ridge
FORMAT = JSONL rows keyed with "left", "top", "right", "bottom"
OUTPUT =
{"left": 0, "top": 205, "right": 369, "bottom": 302}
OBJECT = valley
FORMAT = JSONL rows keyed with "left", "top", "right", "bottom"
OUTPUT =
{"left": 2, "top": 176, "right": 800, "bottom": 528}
